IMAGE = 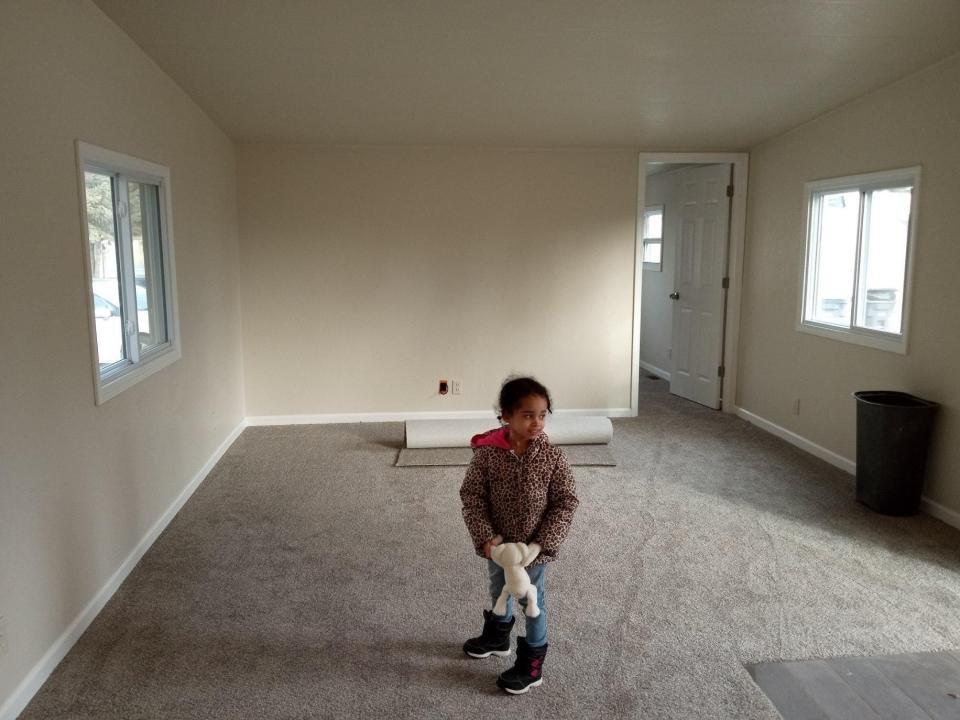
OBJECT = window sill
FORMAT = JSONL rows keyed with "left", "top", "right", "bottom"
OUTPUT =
{"left": 797, "top": 321, "right": 906, "bottom": 355}
{"left": 95, "top": 344, "right": 181, "bottom": 405}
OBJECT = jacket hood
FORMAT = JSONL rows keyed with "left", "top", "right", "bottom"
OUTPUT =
{"left": 470, "top": 427, "right": 548, "bottom": 451}
{"left": 470, "top": 427, "right": 511, "bottom": 449}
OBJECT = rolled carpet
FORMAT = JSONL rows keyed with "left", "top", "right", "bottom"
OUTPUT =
{"left": 404, "top": 416, "right": 613, "bottom": 449}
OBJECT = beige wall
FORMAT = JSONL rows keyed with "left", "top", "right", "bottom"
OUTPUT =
{"left": 0, "top": 0, "right": 243, "bottom": 708}
{"left": 739, "top": 53, "right": 960, "bottom": 515}
{"left": 238, "top": 145, "right": 638, "bottom": 416}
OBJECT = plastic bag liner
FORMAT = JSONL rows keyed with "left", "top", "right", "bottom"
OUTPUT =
{"left": 853, "top": 391, "right": 938, "bottom": 516}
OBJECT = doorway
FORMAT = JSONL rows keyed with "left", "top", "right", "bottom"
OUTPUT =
{"left": 632, "top": 153, "right": 749, "bottom": 413}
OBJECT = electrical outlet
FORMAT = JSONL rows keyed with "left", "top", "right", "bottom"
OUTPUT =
{"left": 793, "top": 398, "right": 801, "bottom": 416}
{"left": 451, "top": 379, "right": 462, "bottom": 395}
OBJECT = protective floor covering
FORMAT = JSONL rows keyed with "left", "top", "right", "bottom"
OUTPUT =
{"left": 395, "top": 444, "right": 617, "bottom": 467}
{"left": 747, "top": 650, "right": 960, "bottom": 719}
{"left": 20, "top": 379, "right": 960, "bottom": 719}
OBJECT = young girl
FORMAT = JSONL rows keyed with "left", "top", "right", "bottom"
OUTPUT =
{"left": 460, "top": 376, "right": 579, "bottom": 695}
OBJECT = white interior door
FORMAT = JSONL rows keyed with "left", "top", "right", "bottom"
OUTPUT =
{"left": 669, "top": 164, "right": 731, "bottom": 409}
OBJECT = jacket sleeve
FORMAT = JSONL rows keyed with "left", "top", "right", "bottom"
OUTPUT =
{"left": 460, "top": 452, "right": 495, "bottom": 557}
{"left": 532, "top": 450, "right": 579, "bottom": 558}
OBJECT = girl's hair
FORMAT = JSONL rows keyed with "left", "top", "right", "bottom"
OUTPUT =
{"left": 497, "top": 376, "right": 553, "bottom": 419}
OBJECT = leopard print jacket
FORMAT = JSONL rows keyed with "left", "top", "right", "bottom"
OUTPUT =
{"left": 460, "top": 432, "right": 579, "bottom": 566}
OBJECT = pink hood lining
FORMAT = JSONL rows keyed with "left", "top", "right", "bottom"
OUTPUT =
{"left": 470, "top": 427, "right": 511, "bottom": 449}
{"left": 470, "top": 427, "right": 549, "bottom": 451}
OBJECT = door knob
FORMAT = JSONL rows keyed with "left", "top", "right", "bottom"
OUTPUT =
{"left": 669, "top": 291, "right": 680, "bottom": 300}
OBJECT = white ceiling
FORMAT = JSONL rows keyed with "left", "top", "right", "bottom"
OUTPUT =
{"left": 92, "top": 0, "right": 960, "bottom": 149}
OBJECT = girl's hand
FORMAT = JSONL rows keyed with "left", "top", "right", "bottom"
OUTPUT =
{"left": 483, "top": 535, "right": 504, "bottom": 558}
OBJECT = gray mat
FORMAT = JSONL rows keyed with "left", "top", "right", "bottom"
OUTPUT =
{"left": 396, "top": 444, "right": 617, "bottom": 466}
{"left": 747, "top": 650, "right": 960, "bottom": 719}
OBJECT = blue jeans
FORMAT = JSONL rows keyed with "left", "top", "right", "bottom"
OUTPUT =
{"left": 487, "top": 559, "right": 547, "bottom": 647}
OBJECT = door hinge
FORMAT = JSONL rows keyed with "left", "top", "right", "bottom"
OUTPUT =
{"left": 726, "top": 184, "right": 734, "bottom": 198}
{"left": 718, "top": 365, "right": 725, "bottom": 378}
{"left": 722, "top": 277, "right": 729, "bottom": 289}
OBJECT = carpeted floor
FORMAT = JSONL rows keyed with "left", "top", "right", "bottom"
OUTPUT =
{"left": 21, "top": 379, "right": 960, "bottom": 719}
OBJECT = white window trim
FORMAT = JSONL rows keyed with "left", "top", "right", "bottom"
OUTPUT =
{"left": 797, "top": 166, "right": 920, "bottom": 355}
{"left": 642, "top": 204, "right": 664, "bottom": 271}
{"left": 76, "top": 141, "right": 181, "bottom": 404}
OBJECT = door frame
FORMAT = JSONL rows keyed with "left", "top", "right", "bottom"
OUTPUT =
{"left": 631, "top": 152, "right": 749, "bottom": 415}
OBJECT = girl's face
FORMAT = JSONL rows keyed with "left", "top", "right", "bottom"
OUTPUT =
{"left": 502, "top": 394, "right": 549, "bottom": 443}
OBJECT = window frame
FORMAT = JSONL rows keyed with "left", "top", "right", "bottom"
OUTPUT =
{"left": 642, "top": 204, "right": 664, "bottom": 271}
{"left": 798, "top": 166, "right": 920, "bottom": 355}
{"left": 76, "top": 141, "right": 181, "bottom": 404}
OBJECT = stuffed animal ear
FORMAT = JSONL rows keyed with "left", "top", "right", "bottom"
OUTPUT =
{"left": 520, "top": 542, "right": 540, "bottom": 566}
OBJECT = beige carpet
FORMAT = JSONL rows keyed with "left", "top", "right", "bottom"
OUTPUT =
{"left": 20, "top": 378, "right": 960, "bottom": 719}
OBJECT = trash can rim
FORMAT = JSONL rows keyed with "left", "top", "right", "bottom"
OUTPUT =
{"left": 852, "top": 390, "right": 938, "bottom": 408}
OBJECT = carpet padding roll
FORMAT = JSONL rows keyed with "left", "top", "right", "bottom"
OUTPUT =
{"left": 405, "top": 416, "right": 613, "bottom": 449}
{"left": 396, "top": 445, "right": 617, "bottom": 466}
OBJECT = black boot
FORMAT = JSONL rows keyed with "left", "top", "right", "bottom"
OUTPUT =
{"left": 463, "top": 610, "right": 515, "bottom": 658}
{"left": 496, "top": 636, "right": 548, "bottom": 694}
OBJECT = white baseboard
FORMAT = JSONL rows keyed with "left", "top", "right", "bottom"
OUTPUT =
{"left": 920, "top": 496, "right": 960, "bottom": 530}
{"left": 0, "top": 419, "right": 247, "bottom": 720}
{"left": 638, "top": 360, "right": 671, "bottom": 381}
{"left": 735, "top": 407, "right": 856, "bottom": 474}
{"left": 735, "top": 406, "right": 960, "bottom": 531}
{"left": 245, "top": 407, "right": 635, "bottom": 426}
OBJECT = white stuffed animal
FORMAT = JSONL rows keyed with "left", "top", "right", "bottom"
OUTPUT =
{"left": 489, "top": 541, "right": 542, "bottom": 618}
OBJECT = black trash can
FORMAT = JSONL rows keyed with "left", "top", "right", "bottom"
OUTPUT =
{"left": 853, "top": 391, "right": 938, "bottom": 516}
